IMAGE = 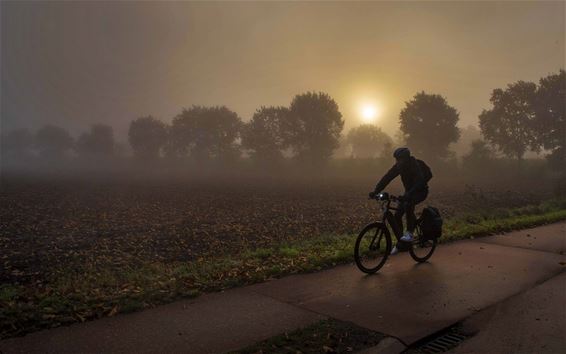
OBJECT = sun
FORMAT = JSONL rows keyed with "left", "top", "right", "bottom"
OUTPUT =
{"left": 360, "top": 103, "right": 380, "bottom": 123}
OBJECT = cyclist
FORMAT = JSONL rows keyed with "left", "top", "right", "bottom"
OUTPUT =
{"left": 369, "top": 147, "right": 432, "bottom": 255}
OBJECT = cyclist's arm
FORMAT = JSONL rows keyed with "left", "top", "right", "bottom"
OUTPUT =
{"left": 374, "top": 165, "right": 399, "bottom": 193}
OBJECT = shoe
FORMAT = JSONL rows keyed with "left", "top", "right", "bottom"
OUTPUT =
{"left": 390, "top": 246, "right": 399, "bottom": 255}
{"left": 400, "top": 231, "right": 413, "bottom": 242}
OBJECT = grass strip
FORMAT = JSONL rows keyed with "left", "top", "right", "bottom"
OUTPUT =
{"left": 2, "top": 199, "right": 566, "bottom": 339}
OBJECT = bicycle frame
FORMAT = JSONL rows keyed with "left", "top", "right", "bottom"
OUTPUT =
{"left": 378, "top": 196, "right": 427, "bottom": 246}
{"left": 378, "top": 198, "right": 402, "bottom": 240}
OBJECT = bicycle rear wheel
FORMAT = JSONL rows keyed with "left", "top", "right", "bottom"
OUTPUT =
{"left": 354, "top": 222, "right": 392, "bottom": 273}
{"left": 409, "top": 226, "right": 437, "bottom": 262}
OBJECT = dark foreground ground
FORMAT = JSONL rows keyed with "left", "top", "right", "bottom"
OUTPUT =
{"left": 1, "top": 222, "right": 564, "bottom": 353}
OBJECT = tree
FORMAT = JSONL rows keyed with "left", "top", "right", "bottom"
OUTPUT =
{"left": 169, "top": 105, "right": 242, "bottom": 161}
{"left": 399, "top": 91, "right": 460, "bottom": 160}
{"left": 35, "top": 124, "right": 74, "bottom": 159}
{"left": 345, "top": 124, "right": 393, "bottom": 158}
{"left": 241, "top": 106, "right": 291, "bottom": 164}
{"left": 76, "top": 124, "right": 115, "bottom": 159}
{"left": 287, "top": 92, "right": 344, "bottom": 164}
{"left": 534, "top": 70, "right": 565, "bottom": 171}
{"left": 479, "top": 81, "right": 539, "bottom": 161}
{"left": 0, "top": 128, "right": 34, "bottom": 160}
{"left": 128, "top": 116, "right": 168, "bottom": 160}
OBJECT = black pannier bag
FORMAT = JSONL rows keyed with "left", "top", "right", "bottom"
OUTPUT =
{"left": 420, "top": 206, "right": 443, "bottom": 240}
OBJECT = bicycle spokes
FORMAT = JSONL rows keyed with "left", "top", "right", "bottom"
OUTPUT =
{"left": 369, "top": 228, "right": 382, "bottom": 251}
{"left": 355, "top": 224, "right": 390, "bottom": 273}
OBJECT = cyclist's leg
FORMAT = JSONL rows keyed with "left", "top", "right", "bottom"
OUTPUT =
{"left": 406, "top": 202, "right": 417, "bottom": 234}
{"left": 394, "top": 203, "right": 406, "bottom": 241}
{"left": 408, "top": 189, "right": 428, "bottom": 233}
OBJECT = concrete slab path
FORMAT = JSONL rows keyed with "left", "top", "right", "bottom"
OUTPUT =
{"left": 476, "top": 221, "right": 565, "bottom": 254}
{"left": 0, "top": 288, "right": 323, "bottom": 354}
{"left": 449, "top": 271, "right": 566, "bottom": 354}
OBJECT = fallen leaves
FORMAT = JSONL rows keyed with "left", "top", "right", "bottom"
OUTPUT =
{"left": 108, "top": 306, "right": 119, "bottom": 317}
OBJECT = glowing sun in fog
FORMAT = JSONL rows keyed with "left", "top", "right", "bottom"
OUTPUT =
{"left": 360, "top": 103, "right": 380, "bottom": 123}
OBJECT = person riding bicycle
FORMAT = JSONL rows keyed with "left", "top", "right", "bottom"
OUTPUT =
{"left": 369, "top": 147, "right": 432, "bottom": 255}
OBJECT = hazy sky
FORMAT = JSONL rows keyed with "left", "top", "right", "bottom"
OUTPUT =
{"left": 1, "top": 1, "right": 564, "bottom": 140}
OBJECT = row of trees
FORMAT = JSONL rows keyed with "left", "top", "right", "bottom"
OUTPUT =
{"left": 2, "top": 92, "right": 345, "bottom": 166}
{"left": 0, "top": 90, "right": 456, "bottom": 165}
{"left": 344, "top": 70, "right": 565, "bottom": 172}
{"left": 136, "top": 91, "right": 346, "bottom": 165}
{"left": 1, "top": 123, "right": 117, "bottom": 162}
{"left": 2, "top": 70, "right": 563, "bottom": 171}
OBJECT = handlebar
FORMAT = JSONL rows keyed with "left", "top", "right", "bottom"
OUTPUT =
{"left": 369, "top": 192, "right": 402, "bottom": 202}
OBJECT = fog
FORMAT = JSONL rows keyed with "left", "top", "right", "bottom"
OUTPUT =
{"left": 0, "top": 1, "right": 564, "bottom": 193}
{"left": 2, "top": 1, "right": 564, "bottom": 136}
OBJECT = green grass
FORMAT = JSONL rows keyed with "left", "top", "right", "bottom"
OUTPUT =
{"left": 443, "top": 204, "right": 566, "bottom": 242}
{"left": 2, "top": 198, "right": 566, "bottom": 339}
{"left": 0, "top": 285, "right": 21, "bottom": 302}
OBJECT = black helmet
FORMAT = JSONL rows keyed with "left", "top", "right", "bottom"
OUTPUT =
{"left": 393, "top": 147, "right": 411, "bottom": 160}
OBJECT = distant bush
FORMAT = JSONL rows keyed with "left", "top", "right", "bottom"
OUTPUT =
{"left": 128, "top": 116, "right": 168, "bottom": 160}
{"left": 345, "top": 124, "right": 393, "bottom": 159}
{"left": 34, "top": 124, "right": 74, "bottom": 160}
{"left": 76, "top": 124, "right": 115, "bottom": 160}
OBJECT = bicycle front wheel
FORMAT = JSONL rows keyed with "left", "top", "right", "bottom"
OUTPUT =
{"left": 354, "top": 222, "right": 392, "bottom": 274}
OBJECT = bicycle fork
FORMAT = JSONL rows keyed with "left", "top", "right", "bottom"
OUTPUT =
{"left": 384, "top": 210, "right": 402, "bottom": 241}
{"left": 369, "top": 227, "right": 383, "bottom": 251}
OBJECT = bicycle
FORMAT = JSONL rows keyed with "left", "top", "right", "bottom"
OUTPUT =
{"left": 354, "top": 192, "right": 437, "bottom": 273}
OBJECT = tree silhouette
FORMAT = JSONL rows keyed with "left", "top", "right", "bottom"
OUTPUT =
{"left": 241, "top": 106, "right": 291, "bottom": 164}
{"left": 399, "top": 91, "right": 460, "bottom": 160}
{"left": 128, "top": 116, "right": 168, "bottom": 160}
{"left": 169, "top": 105, "right": 242, "bottom": 161}
{"left": 287, "top": 92, "right": 344, "bottom": 165}
{"left": 479, "top": 81, "right": 539, "bottom": 161}
{"left": 346, "top": 124, "right": 393, "bottom": 158}
{"left": 76, "top": 124, "right": 115, "bottom": 159}
{"left": 35, "top": 124, "right": 74, "bottom": 159}
{"left": 1, "top": 128, "right": 34, "bottom": 161}
{"left": 534, "top": 70, "right": 565, "bottom": 170}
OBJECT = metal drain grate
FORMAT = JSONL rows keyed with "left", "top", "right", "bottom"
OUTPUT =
{"left": 418, "top": 332, "right": 467, "bottom": 353}
{"left": 407, "top": 323, "right": 472, "bottom": 354}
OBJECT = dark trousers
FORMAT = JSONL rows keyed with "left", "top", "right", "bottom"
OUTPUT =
{"left": 394, "top": 189, "right": 428, "bottom": 239}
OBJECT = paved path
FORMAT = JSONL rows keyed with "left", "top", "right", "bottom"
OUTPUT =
{"left": 449, "top": 272, "right": 566, "bottom": 354}
{"left": 1, "top": 222, "right": 565, "bottom": 353}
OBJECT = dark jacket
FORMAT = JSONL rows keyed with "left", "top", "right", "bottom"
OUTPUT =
{"left": 374, "top": 157, "right": 432, "bottom": 199}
